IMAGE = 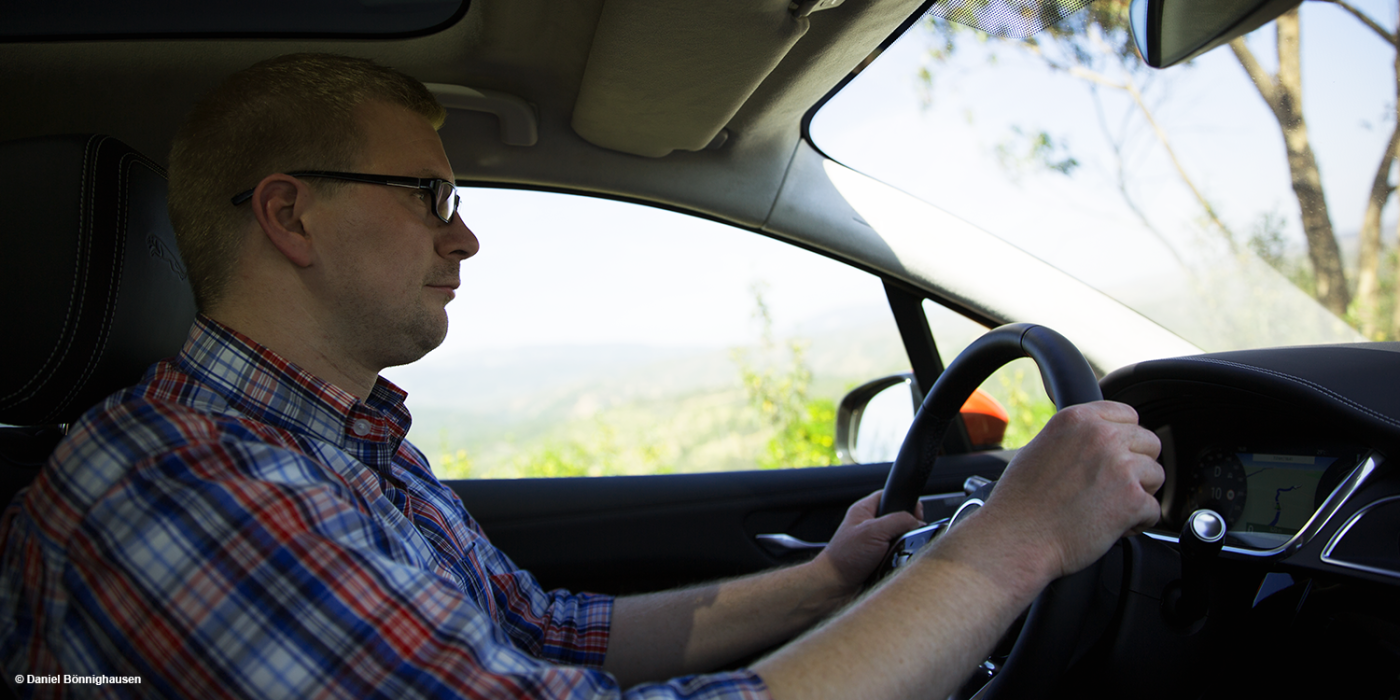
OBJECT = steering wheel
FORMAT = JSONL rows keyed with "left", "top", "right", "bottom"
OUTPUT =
{"left": 877, "top": 323, "right": 1106, "bottom": 699}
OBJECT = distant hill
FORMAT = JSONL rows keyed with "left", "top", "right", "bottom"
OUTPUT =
{"left": 383, "top": 304, "right": 913, "bottom": 477}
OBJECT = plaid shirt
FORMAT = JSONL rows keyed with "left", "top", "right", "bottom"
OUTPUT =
{"left": 1, "top": 316, "right": 769, "bottom": 699}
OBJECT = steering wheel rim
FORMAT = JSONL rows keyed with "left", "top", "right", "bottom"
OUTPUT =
{"left": 878, "top": 323, "right": 1104, "bottom": 699}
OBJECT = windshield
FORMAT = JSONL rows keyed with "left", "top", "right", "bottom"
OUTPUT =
{"left": 810, "top": 0, "right": 1391, "bottom": 352}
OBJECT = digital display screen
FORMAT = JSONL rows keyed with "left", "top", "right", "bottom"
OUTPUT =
{"left": 1235, "top": 453, "right": 1336, "bottom": 536}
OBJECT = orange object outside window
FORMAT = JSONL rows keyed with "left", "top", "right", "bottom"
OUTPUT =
{"left": 960, "top": 388, "right": 1009, "bottom": 448}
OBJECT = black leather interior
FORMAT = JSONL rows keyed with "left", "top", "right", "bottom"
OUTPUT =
{"left": 0, "top": 134, "right": 195, "bottom": 503}
{"left": 1101, "top": 343, "right": 1400, "bottom": 456}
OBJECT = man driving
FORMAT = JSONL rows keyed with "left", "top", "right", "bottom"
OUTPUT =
{"left": 0, "top": 53, "right": 1163, "bottom": 699}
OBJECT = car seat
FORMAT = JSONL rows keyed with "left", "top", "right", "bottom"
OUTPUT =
{"left": 0, "top": 134, "right": 197, "bottom": 510}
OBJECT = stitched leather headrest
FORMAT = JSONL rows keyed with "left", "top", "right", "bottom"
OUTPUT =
{"left": 0, "top": 135, "right": 196, "bottom": 426}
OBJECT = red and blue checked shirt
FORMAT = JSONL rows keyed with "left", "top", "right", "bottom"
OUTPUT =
{"left": 0, "top": 316, "right": 770, "bottom": 699}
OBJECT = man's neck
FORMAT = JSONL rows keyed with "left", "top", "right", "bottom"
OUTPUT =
{"left": 205, "top": 305, "right": 378, "bottom": 400}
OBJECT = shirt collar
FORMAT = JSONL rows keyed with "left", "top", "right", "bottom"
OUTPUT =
{"left": 176, "top": 315, "right": 412, "bottom": 449}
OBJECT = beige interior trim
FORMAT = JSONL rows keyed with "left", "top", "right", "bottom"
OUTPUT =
{"left": 427, "top": 84, "right": 538, "bottom": 147}
{"left": 571, "top": 0, "right": 810, "bottom": 157}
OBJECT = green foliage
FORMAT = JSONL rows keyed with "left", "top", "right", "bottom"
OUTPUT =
{"left": 513, "top": 442, "right": 606, "bottom": 478}
{"left": 1246, "top": 210, "right": 1290, "bottom": 271}
{"left": 508, "top": 421, "right": 668, "bottom": 478}
{"left": 1378, "top": 248, "right": 1400, "bottom": 341}
{"left": 435, "top": 428, "right": 473, "bottom": 479}
{"left": 434, "top": 283, "right": 850, "bottom": 478}
{"left": 436, "top": 448, "right": 474, "bottom": 478}
{"left": 1346, "top": 247, "right": 1400, "bottom": 341}
{"left": 998, "top": 367, "right": 1056, "bottom": 449}
{"left": 1246, "top": 208, "right": 1318, "bottom": 300}
{"left": 995, "top": 127, "right": 1080, "bottom": 178}
{"left": 732, "top": 282, "right": 839, "bottom": 469}
{"left": 919, "top": 5, "right": 1124, "bottom": 192}
{"left": 1027, "top": 0, "right": 1138, "bottom": 67}
{"left": 919, "top": 0, "right": 1139, "bottom": 90}
{"left": 759, "top": 399, "right": 837, "bottom": 470}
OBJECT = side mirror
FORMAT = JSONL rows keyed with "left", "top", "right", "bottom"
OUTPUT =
{"left": 835, "top": 373, "right": 1009, "bottom": 464}
{"left": 1129, "top": 0, "right": 1301, "bottom": 68}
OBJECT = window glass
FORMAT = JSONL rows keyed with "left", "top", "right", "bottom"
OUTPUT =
{"left": 381, "top": 189, "right": 911, "bottom": 478}
{"left": 923, "top": 301, "right": 1052, "bottom": 449}
{"left": 811, "top": 2, "right": 1379, "bottom": 350}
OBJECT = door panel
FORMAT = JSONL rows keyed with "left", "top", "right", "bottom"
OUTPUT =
{"left": 449, "top": 452, "right": 1013, "bottom": 595}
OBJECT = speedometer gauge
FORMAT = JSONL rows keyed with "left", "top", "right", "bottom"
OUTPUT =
{"left": 1188, "top": 448, "right": 1247, "bottom": 525}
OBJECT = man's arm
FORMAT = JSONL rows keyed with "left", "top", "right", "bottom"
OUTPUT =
{"left": 602, "top": 491, "right": 924, "bottom": 687}
{"left": 753, "top": 401, "right": 1164, "bottom": 700}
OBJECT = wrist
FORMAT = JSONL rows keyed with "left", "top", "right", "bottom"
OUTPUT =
{"left": 799, "top": 554, "right": 861, "bottom": 616}
{"left": 921, "top": 507, "right": 1059, "bottom": 605}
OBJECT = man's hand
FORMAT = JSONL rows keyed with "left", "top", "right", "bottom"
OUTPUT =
{"left": 604, "top": 491, "right": 922, "bottom": 685}
{"left": 973, "top": 400, "right": 1164, "bottom": 585}
{"left": 756, "top": 400, "right": 1164, "bottom": 700}
{"left": 811, "top": 491, "right": 925, "bottom": 597}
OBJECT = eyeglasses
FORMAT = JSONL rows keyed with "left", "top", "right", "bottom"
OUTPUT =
{"left": 230, "top": 171, "right": 461, "bottom": 224}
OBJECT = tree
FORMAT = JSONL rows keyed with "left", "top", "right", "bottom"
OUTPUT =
{"left": 1227, "top": 8, "right": 1352, "bottom": 317}
{"left": 1302, "top": 1, "right": 1400, "bottom": 337}
{"left": 921, "top": 0, "right": 1399, "bottom": 331}
{"left": 730, "top": 283, "right": 838, "bottom": 469}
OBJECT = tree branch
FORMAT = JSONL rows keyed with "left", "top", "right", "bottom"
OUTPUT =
{"left": 1066, "top": 65, "right": 1125, "bottom": 90}
{"left": 1317, "top": 0, "right": 1397, "bottom": 45}
{"left": 1228, "top": 37, "right": 1281, "bottom": 114}
{"left": 1122, "top": 79, "right": 1238, "bottom": 244}
{"left": 1353, "top": 121, "right": 1399, "bottom": 337}
{"left": 1062, "top": 64, "right": 1238, "bottom": 243}
{"left": 1089, "top": 85, "right": 1194, "bottom": 274}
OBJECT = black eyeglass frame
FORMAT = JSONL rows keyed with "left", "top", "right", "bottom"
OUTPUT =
{"left": 230, "top": 171, "right": 461, "bottom": 224}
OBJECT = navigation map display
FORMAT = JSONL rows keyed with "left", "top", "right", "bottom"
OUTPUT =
{"left": 1236, "top": 453, "right": 1335, "bottom": 537}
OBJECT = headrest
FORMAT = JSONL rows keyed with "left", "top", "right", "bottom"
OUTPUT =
{"left": 0, "top": 135, "right": 196, "bottom": 426}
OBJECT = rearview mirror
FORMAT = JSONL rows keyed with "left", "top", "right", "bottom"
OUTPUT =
{"left": 1129, "top": 0, "right": 1301, "bottom": 68}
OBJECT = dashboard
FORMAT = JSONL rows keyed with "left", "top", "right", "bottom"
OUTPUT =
{"left": 1103, "top": 345, "right": 1400, "bottom": 578}
{"left": 1095, "top": 343, "right": 1400, "bottom": 697}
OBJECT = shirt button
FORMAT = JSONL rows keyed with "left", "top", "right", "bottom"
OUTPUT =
{"left": 352, "top": 419, "right": 372, "bottom": 437}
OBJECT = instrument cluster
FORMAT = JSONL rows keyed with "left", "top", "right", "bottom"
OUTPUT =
{"left": 1175, "top": 444, "right": 1359, "bottom": 550}
{"left": 1150, "top": 401, "right": 1367, "bottom": 552}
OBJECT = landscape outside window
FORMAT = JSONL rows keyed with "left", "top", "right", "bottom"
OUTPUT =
{"left": 813, "top": 0, "right": 1389, "bottom": 352}
{"left": 384, "top": 189, "right": 1055, "bottom": 480}
{"left": 381, "top": 190, "right": 914, "bottom": 479}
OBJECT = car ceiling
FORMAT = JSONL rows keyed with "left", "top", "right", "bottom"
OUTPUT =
{"left": 0, "top": 0, "right": 926, "bottom": 230}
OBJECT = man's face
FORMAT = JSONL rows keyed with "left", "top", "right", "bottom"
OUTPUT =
{"left": 307, "top": 100, "right": 479, "bottom": 372}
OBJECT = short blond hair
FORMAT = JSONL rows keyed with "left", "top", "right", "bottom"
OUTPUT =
{"left": 168, "top": 53, "right": 446, "bottom": 311}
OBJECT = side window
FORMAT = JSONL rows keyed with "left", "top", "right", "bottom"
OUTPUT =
{"left": 381, "top": 188, "right": 911, "bottom": 478}
{"left": 921, "top": 300, "right": 1054, "bottom": 449}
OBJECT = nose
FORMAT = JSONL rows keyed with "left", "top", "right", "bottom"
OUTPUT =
{"left": 438, "top": 212, "right": 480, "bottom": 261}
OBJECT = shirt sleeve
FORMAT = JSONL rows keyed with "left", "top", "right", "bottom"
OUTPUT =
{"left": 54, "top": 439, "right": 772, "bottom": 700}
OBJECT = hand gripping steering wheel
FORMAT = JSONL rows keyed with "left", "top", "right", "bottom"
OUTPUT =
{"left": 877, "top": 323, "right": 1106, "bottom": 699}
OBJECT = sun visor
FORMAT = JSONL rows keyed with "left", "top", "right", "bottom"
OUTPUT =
{"left": 572, "top": 0, "right": 810, "bottom": 158}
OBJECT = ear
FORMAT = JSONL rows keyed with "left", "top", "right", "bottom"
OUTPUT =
{"left": 249, "top": 174, "right": 316, "bottom": 268}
